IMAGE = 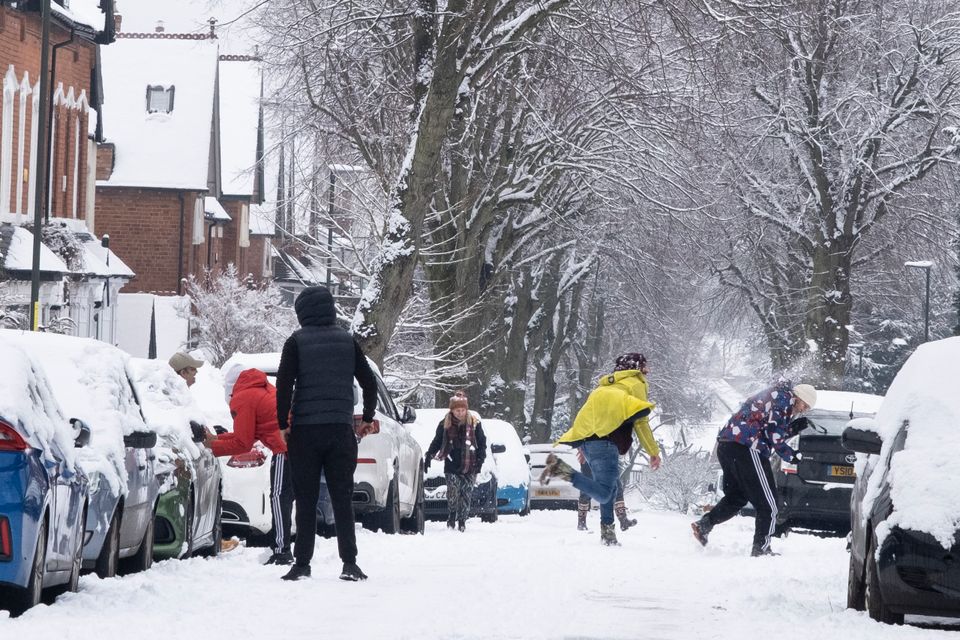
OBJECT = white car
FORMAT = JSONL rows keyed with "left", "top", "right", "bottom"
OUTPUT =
{"left": 527, "top": 443, "right": 581, "bottom": 510}
{"left": 219, "top": 352, "right": 425, "bottom": 536}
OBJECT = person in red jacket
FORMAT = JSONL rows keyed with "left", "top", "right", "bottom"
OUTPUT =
{"left": 207, "top": 367, "right": 294, "bottom": 566}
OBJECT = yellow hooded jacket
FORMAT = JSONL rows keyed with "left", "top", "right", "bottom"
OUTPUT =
{"left": 557, "top": 370, "right": 659, "bottom": 456}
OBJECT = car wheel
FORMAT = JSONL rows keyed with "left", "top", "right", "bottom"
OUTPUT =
{"left": 847, "top": 551, "right": 866, "bottom": 611}
{"left": 95, "top": 508, "right": 121, "bottom": 579}
{"left": 865, "top": 537, "right": 903, "bottom": 625}
{"left": 400, "top": 471, "right": 425, "bottom": 535}
{"left": 120, "top": 505, "right": 155, "bottom": 575}
{"left": 11, "top": 519, "right": 47, "bottom": 616}
{"left": 378, "top": 477, "right": 401, "bottom": 534}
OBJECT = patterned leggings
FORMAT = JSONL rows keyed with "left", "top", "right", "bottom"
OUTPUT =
{"left": 445, "top": 473, "right": 477, "bottom": 521}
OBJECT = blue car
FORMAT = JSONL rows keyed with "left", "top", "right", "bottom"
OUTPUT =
{"left": 483, "top": 419, "right": 531, "bottom": 516}
{"left": 0, "top": 339, "right": 90, "bottom": 616}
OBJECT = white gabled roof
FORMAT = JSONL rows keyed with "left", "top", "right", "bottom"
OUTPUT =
{"left": 249, "top": 207, "right": 275, "bottom": 236}
{"left": 218, "top": 59, "right": 262, "bottom": 196}
{"left": 53, "top": 0, "right": 106, "bottom": 32}
{"left": 98, "top": 37, "right": 218, "bottom": 190}
{"left": 1, "top": 224, "right": 69, "bottom": 273}
{"left": 204, "top": 196, "right": 231, "bottom": 222}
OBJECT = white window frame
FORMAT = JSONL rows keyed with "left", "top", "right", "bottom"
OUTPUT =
{"left": 192, "top": 197, "right": 205, "bottom": 245}
{"left": 15, "top": 71, "right": 31, "bottom": 220}
{"left": 239, "top": 203, "right": 250, "bottom": 248}
{"left": 1, "top": 65, "right": 17, "bottom": 216}
{"left": 146, "top": 85, "right": 175, "bottom": 114}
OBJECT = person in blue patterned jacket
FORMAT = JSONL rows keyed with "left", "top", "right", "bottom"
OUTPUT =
{"left": 691, "top": 380, "right": 817, "bottom": 556}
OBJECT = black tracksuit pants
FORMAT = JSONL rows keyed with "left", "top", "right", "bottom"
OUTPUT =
{"left": 270, "top": 452, "right": 294, "bottom": 554}
{"left": 705, "top": 441, "right": 780, "bottom": 553}
{"left": 287, "top": 424, "right": 358, "bottom": 565}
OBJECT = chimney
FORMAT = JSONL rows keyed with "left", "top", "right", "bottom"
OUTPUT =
{"left": 113, "top": 11, "right": 122, "bottom": 33}
{"left": 155, "top": 20, "right": 165, "bottom": 33}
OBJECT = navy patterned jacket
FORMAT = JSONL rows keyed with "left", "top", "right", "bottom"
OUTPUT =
{"left": 717, "top": 380, "right": 800, "bottom": 462}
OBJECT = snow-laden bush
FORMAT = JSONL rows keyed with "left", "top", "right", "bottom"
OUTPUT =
{"left": 640, "top": 445, "right": 718, "bottom": 514}
{"left": 183, "top": 266, "right": 298, "bottom": 366}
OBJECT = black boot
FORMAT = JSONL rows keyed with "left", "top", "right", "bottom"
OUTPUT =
{"left": 615, "top": 500, "right": 637, "bottom": 531}
{"left": 691, "top": 517, "right": 712, "bottom": 547}
{"left": 446, "top": 516, "right": 456, "bottom": 530}
{"left": 577, "top": 503, "right": 589, "bottom": 531}
{"left": 458, "top": 519, "right": 466, "bottom": 532}
{"left": 340, "top": 562, "right": 368, "bottom": 581}
{"left": 264, "top": 550, "right": 294, "bottom": 566}
{"left": 600, "top": 523, "right": 620, "bottom": 546}
{"left": 751, "top": 544, "right": 779, "bottom": 557}
{"left": 281, "top": 564, "right": 311, "bottom": 581}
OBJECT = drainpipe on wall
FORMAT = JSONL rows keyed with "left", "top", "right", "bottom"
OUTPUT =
{"left": 177, "top": 192, "right": 185, "bottom": 295}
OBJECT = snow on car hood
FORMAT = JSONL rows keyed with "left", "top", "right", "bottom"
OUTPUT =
{"left": 870, "top": 336, "right": 960, "bottom": 548}
{"left": 129, "top": 358, "right": 207, "bottom": 467}
{"left": 6, "top": 330, "right": 146, "bottom": 496}
{"left": 0, "top": 332, "right": 77, "bottom": 468}
{"left": 482, "top": 418, "right": 529, "bottom": 488}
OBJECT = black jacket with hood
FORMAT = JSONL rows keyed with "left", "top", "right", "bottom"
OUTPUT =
{"left": 276, "top": 286, "right": 378, "bottom": 429}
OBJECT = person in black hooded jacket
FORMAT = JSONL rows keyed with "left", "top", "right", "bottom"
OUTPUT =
{"left": 275, "top": 285, "right": 378, "bottom": 582}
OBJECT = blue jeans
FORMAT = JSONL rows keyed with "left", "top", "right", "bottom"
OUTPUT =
{"left": 571, "top": 440, "right": 620, "bottom": 525}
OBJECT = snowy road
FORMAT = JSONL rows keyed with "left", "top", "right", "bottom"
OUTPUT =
{"left": 2, "top": 508, "right": 958, "bottom": 640}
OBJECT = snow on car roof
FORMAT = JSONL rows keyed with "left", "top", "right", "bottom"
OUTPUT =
{"left": 0, "top": 332, "right": 77, "bottom": 467}
{"left": 871, "top": 336, "right": 960, "bottom": 548}
{"left": 129, "top": 358, "right": 206, "bottom": 462}
{"left": 811, "top": 390, "right": 884, "bottom": 415}
{"left": 5, "top": 330, "right": 146, "bottom": 495}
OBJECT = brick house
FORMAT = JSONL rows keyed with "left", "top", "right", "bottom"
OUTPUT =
{"left": 0, "top": 0, "right": 134, "bottom": 340}
{"left": 93, "top": 21, "right": 272, "bottom": 295}
{"left": 93, "top": 27, "right": 221, "bottom": 295}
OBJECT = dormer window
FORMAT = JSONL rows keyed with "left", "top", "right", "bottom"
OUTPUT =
{"left": 146, "top": 85, "right": 175, "bottom": 113}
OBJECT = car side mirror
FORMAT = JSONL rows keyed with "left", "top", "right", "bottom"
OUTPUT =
{"left": 400, "top": 405, "right": 417, "bottom": 424}
{"left": 491, "top": 444, "right": 506, "bottom": 454}
{"left": 123, "top": 430, "right": 158, "bottom": 449}
{"left": 842, "top": 419, "right": 882, "bottom": 455}
{"left": 71, "top": 418, "right": 90, "bottom": 448}
{"left": 189, "top": 420, "right": 206, "bottom": 444}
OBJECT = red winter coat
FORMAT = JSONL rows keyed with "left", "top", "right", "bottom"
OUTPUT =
{"left": 211, "top": 368, "right": 287, "bottom": 456}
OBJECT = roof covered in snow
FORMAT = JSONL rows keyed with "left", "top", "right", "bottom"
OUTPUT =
{"left": 51, "top": 0, "right": 108, "bottom": 34}
{"left": 204, "top": 196, "right": 232, "bottom": 222}
{"left": 0, "top": 223, "right": 69, "bottom": 274}
{"left": 98, "top": 37, "right": 218, "bottom": 190}
{"left": 218, "top": 59, "right": 262, "bottom": 196}
{"left": 113, "top": 0, "right": 258, "bottom": 55}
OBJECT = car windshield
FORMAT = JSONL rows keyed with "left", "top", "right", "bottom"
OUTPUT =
{"left": 806, "top": 412, "right": 860, "bottom": 436}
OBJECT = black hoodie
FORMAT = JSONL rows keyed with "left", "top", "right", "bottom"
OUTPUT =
{"left": 276, "top": 286, "right": 378, "bottom": 429}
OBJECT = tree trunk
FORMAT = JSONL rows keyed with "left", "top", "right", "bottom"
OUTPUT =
{"left": 805, "top": 236, "right": 853, "bottom": 387}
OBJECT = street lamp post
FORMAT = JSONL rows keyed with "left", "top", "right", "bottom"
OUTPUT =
{"left": 904, "top": 261, "right": 933, "bottom": 343}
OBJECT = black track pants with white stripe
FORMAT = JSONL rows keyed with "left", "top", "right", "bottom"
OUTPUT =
{"left": 706, "top": 441, "right": 780, "bottom": 552}
{"left": 270, "top": 452, "right": 294, "bottom": 554}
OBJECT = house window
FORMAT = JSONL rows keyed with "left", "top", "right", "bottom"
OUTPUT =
{"left": 146, "top": 85, "right": 175, "bottom": 113}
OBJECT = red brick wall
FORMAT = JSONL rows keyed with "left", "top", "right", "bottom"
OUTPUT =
{"left": 0, "top": 6, "right": 97, "bottom": 218}
{"left": 220, "top": 198, "right": 246, "bottom": 275}
{"left": 94, "top": 186, "right": 205, "bottom": 294}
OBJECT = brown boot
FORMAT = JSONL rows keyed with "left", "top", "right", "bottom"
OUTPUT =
{"left": 615, "top": 500, "right": 637, "bottom": 531}
{"left": 577, "top": 503, "right": 589, "bottom": 531}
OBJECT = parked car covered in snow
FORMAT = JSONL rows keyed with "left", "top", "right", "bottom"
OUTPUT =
{"left": 0, "top": 335, "right": 90, "bottom": 615}
{"left": 129, "top": 359, "right": 223, "bottom": 559}
{"left": 11, "top": 332, "right": 159, "bottom": 578}
{"left": 482, "top": 418, "right": 530, "bottom": 515}
{"left": 527, "top": 443, "right": 580, "bottom": 510}
{"left": 771, "top": 390, "right": 883, "bottom": 534}
{"left": 844, "top": 337, "right": 960, "bottom": 624}
{"left": 410, "top": 408, "right": 499, "bottom": 523}
{"left": 219, "top": 352, "right": 425, "bottom": 536}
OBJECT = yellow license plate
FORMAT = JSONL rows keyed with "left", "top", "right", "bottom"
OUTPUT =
{"left": 830, "top": 465, "right": 855, "bottom": 477}
{"left": 536, "top": 488, "right": 561, "bottom": 497}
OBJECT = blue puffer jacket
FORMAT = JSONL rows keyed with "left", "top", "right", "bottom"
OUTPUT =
{"left": 717, "top": 380, "right": 800, "bottom": 462}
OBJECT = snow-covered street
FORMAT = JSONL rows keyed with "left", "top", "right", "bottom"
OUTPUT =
{"left": 3, "top": 507, "right": 957, "bottom": 640}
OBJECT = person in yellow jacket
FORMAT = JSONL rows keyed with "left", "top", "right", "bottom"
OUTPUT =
{"left": 540, "top": 353, "right": 661, "bottom": 545}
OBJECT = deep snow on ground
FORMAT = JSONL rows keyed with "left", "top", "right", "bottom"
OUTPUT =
{"left": 2, "top": 507, "right": 957, "bottom": 640}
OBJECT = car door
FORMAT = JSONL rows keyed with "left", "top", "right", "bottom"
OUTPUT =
{"left": 33, "top": 377, "right": 72, "bottom": 571}
{"left": 374, "top": 376, "right": 413, "bottom": 507}
{"left": 118, "top": 378, "right": 156, "bottom": 550}
{"left": 195, "top": 445, "right": 219, "bottom": 539}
